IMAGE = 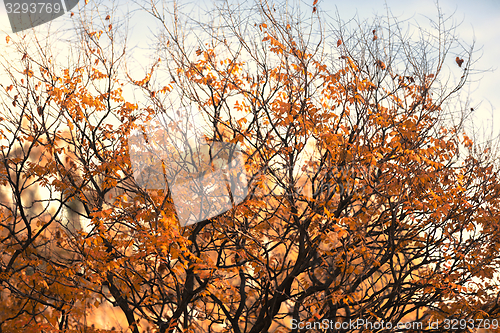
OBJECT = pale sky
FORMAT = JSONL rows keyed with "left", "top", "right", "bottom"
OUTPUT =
{"left": 0, "top": 0, "right": 498, "bottom": 138}
{"left": 325, "top": 0, "right": 500, "bottom": 140}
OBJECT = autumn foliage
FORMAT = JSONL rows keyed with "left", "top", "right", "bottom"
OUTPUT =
{"left": 0, "top": 1, "right": 499, "bottom": 332}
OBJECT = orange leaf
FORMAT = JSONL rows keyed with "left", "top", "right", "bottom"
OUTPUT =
{"left": 375, "top": 60, "right": 385, "bottom": 70}
{"left": 337, "top": 39, "right": 342, "bottom": 47}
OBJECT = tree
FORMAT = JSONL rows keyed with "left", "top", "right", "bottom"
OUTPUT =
{"left": 1, "top": 0, "right": 500, "bottom": 332}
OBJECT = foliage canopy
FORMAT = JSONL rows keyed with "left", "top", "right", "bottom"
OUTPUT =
{"left": 0, "top": 1, "right": 499, "bottom": 332}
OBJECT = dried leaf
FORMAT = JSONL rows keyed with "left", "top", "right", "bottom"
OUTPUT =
{"left": 375, "top": 60, "right": 386, "bottom": 70}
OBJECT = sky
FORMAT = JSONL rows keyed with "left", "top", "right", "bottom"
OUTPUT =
{"left": 0, "top": 0, "right": 499, "bottom": 138}
{"left": 325, "top": 0, "right": 500, "bottom": 140}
